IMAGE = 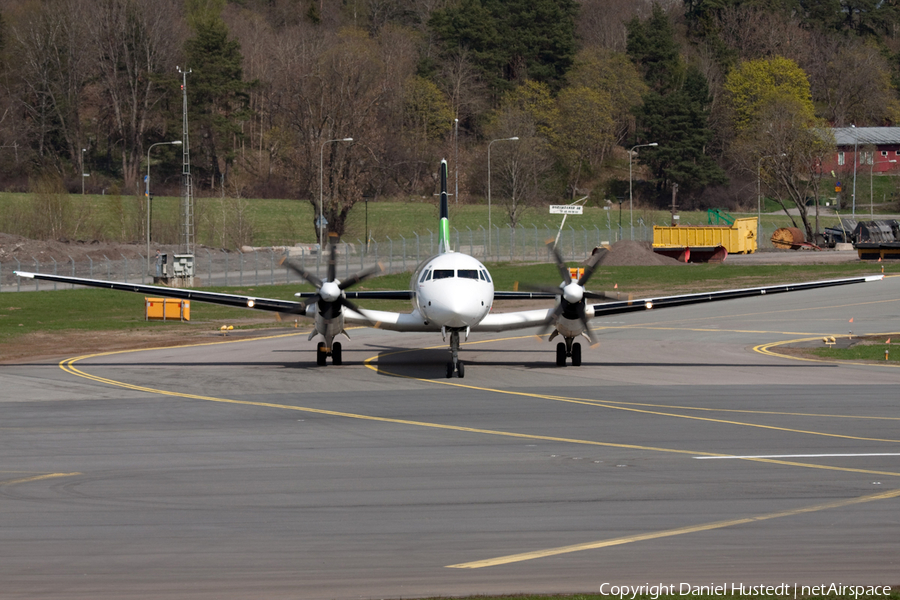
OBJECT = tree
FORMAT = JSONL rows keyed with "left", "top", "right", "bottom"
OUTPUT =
{"left": 88, "top": 0, "right": 183, "bottom": 196}
{"left": 627, "top": 6, "right": 727, "bottom": 198}
{"left": 184, "top": 0, "right": 254, "bottom": 190}
{"left": 429, "top": 0, "right": 577, "bottom": 97}
{"left": 723, "top": 56, "right": 815, "bottom": 134}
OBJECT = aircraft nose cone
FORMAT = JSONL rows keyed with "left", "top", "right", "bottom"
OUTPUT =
{"left": 562, "top": 282, "right": 583, "bottom": 304}
{"left": 320, "top": 281, "right": 341, "bottom": 302}
{"left": 428, "top": 295, "right": 480, "bottom": 328}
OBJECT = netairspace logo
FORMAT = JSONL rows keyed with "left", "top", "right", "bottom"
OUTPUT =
{"left": 599, "top": 583, "right": 893, "bottom": 599}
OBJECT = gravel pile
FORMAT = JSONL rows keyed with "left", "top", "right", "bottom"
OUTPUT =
{"left": 591, "top": 240, "right": 684, "bottom": 267}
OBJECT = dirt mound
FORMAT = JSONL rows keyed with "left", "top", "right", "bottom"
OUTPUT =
{"left": 590, "top": 240, "right": 684, "bottom": 267}
{"left": 0, "top": 233, "right": 179, "bottom": 264}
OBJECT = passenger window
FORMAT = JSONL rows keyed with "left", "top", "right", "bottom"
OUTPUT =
{"left": 458, "top": 269, "right": 479, "bottom": 280}
{"left": 432, "top": 269, "right": 455, "bottom": 280}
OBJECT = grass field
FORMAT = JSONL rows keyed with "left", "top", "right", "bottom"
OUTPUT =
{"left": 808, "top": 336, "right": 900, "bottom": 362}
{"left": 2, "top": 191, "right": 892, "bottom": 249}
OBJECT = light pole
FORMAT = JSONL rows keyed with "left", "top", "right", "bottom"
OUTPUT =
{"left": 851, "top": 124, "right": 859, "bottom": 216}
{"left": 145, "top": 141, "right": 182, "bottom": 274}
{"left": 81, "top": 148, "right": 87, "bottom": 194}
{"left": 454, "top": 118, "right": 459, "bottom": 204}
{"left": 870, "top": 158, "right": 897, "bottom": 217}
{"left": 319, "top": 137, "right": 353, "bottom": 247}
{"left": 629, "top": 142, "right": 657, "bottom": 239}
{"left": 487, "top": 136, "right": 518, "bottom": 256}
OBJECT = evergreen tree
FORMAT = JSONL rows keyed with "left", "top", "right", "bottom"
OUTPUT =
{"left": 429, "top": 0, "right": 577, "bottom": 98}
{"left": 627, "top": 5, "right": 727, "bottom": 198}
{"left": 184, "top": 0, "right": 254, "bottom": 189}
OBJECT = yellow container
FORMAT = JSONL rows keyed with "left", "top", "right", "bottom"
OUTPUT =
{"left": 145, "top": 298, "right": 190, "bottom": 321}
{"left": 652, "top": 217, "right": 757, "bottom": 254}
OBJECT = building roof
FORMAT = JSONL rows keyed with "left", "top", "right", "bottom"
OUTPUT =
{"left": 833, "top": 127, "right": 900, "bottom": 146}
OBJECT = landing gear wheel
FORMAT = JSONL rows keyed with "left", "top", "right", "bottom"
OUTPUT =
{"left": 446, "top": 362, "right": 454, "bottom": 378}
{"left": 332, "top": 342, "right": 342, "bottom": 365}
{"left": 556, "top": 342, "right": 567, "bottom": 367}
{"left": 571, "top": 342, "right": 582, "bottom": 367}
{"left": 457, "top": 361, "right": 465, "bottom": 378}
{"left": 316, "top": 342, "right": 327, "bottom": 366}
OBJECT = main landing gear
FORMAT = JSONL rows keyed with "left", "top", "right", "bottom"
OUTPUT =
{"left": 316, "top": 341, "right": 342, "bottom": 366}
{"left": 555, "top": 337, "right": 582, "bottom": 367}
{"left": 446, "top": 329, "right": 465, "bottom": 378}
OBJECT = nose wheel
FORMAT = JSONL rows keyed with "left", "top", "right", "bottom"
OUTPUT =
{"left": 555, "top": 338, "right": 582, "bottom": 367}
{"left": 445, "top": 330, "right": 465, "bottom": 378}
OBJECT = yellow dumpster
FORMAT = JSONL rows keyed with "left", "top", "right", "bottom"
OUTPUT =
{"left": 145, "top": 297, "right": 190, "bottom": 321}
{"left": 653, "top": 217, "right": 757, "bottom": 254}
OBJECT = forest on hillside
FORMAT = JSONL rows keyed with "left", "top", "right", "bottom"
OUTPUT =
{"left": 1, "top": 0, "right": 899, "bottom": 241}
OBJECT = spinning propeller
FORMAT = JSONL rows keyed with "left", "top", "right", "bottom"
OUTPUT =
{"left": 281, "top": 236, "right": 383, "bottom": 321}
{"left": 528, "top": 242, "right": 604, "bottom": 344}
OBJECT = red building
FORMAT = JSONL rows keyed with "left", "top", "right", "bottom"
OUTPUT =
{"left": 822, "top": 127, "right": 900, "bottom": 175}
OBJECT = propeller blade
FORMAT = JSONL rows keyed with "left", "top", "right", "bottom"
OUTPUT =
{"left": 546, "top": 241, "right": 571, "bottom": 285}
{"left": 536, "top": 302, "right": 565, "bottom": 338}
{"left": 339, "top": 297, "right": 377, "bottom": 326}
{"left": 583, "top": 290, "right": 607, "bottom": 300}
{"left": 576, "top": 253, "right": 602, "bottom": 287}
{"left": 281, "top": 257, "right": 323, "bottom": 289}
{"left": 338, "top": 262, "right": 384, "bottom": 290}
{"left": 520, "top": 283, "right": 563, "bottom": 296}
{"left": 327, "top": 235, "right": 338, "bottom": 282}
{"left": 576, "top": 302, "right": 595, "bottom": 345}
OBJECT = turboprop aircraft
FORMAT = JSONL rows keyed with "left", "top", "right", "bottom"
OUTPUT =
{"left": 15, "top": 159, "right": 883, "bottom": 378}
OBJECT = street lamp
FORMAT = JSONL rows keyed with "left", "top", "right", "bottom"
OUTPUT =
{"left": 487, "top": 136, "right": 518, "bottom": 257}
{"left": 870, "top": 157, "right": 897, "bottom": 217}
{"left": 851, "top": 124, "right": 859, "bottom": 216}
{"left": 629, "top": 142, "right": 657, "bottom": 239}
{"left": 81, "top": 148, "right": 87, "bottom": 195}
{"left": 145, "top": 140, "right": 182, "bottom": 274}
{"left": 319, "top": 137, "right": 353, "bottom": 247}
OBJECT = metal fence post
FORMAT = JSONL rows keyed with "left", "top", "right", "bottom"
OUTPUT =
{"left": 493, "top": 225, "right": 500, "bottom": 261}
{"left": 427, "top": 229, "right": 433, "bottom": 255}
{"left": 50, "top": 257, "right": 58, "bottom": 290}
{"left": 238, "top": 250, "right": 244, "bottom": 286}
{"left": 453, "top": 227, "right": 460, "bottom": 253}
{"left": 413, "top": 232, "right": 420, "bottom": 264}
{"left": 205, "top": 249, "right": 212, "bottom": 287}
{"left": 478, "top": 226, "right": 486, "bottom": 260}
{"left": 254, "top": 250, "right": 259, "bottom": 286}
{"left": 120, "top": 254, "right": 128, "bottom": 284}
{"left": 15, "top": 258, "right": 20, "bottom": 292}
{"left": 88, "top": 256, "right": 93, "bottom": 279}
{"left": 33, "top": 257, "right": 39, "bottom": 291}
{"left": 224, "top": 252, "right": 229, "bottom": 286}
{"left": 270, "top": 249, "right": 275, "bottom": 285}
{"left": 357, "top": 239, "right": 364, "bottom": 271}
{"left": 386, "top": 236, "right": 393, "bottom": 273}
{"left": 400, "top": 234, "right": 407, "bottom": 271}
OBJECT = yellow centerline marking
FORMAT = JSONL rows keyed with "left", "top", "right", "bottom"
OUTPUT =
{"left": 446, "top": 487, "right": 900, "bottom": 569}
{"left": 0, "top": 473, "right": 81, "bottom": 486}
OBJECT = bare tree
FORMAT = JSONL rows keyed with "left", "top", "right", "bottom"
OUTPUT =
{"left": 88, "top": 0, "right": 183, "bottom": 196}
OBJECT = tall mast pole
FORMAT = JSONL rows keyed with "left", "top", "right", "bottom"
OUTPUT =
{"left": 177, "top": 66, "right": 194, "bottom": 256}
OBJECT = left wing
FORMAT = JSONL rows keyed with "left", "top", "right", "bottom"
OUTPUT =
{"left": 13, "top": 272, "right": 305, "bottom": 313}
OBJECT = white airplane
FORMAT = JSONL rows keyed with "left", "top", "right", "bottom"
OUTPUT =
{"left": 15, "top": 160, "right": 883, "bottom": 378}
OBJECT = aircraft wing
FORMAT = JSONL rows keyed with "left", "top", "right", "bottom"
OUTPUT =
{"left": 13, "top": 272, "right": 305, "bottom": 314}
{"left": 589, "top": 274, "right": 883, "bottom": 317}
{"left": 492, "top": 291, "right": 558, "bottom": 300}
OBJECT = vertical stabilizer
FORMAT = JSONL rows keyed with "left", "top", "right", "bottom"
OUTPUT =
{"left": 439, "top": 159, "right": 451, "bottom": 253}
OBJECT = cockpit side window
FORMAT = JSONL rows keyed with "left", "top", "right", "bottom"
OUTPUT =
{"left": 457, "top": 269, "right": 479, "bottom": 280}
{"left": 432, "top": 269, "right": 455, "bottom": 280}
{"left": 478, "top": 270, "right": 485, "bottom": 281}
{"left": 419, "top": 269, "right": 431, "bottom": 283}
{"left": 481, "top": 269, "right": 492, "bottom": 283}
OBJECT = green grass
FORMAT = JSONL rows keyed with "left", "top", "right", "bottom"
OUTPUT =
{"left": 3, "top": 191, "right": 886, "bottom": 250}
{"left": 808, "top": 336, "right": 900, "bottom": 362}
{"left": 3, "top": 262, "right": 893, "bottom": 351}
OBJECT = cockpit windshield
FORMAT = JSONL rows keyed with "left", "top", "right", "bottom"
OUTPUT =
{"left": 457, "top": 269, "right": 479, "bottom": 280}
{"left": 432, "top": 269, "right": 455, "bottom": 280}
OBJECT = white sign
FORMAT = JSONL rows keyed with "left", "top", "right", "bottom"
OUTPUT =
{"left": 549, "top": 205, "right": 583, "bottom": 215}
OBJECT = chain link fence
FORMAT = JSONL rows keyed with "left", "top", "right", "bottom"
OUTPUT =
{"left": 1, "top": 219, "right": 785, "bottom": 293}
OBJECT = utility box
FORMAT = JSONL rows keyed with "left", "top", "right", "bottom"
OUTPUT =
{"left": 172, "top": 254, "right": 194, "bottom": 277}
{"left": 145, "top": 297, "right": 190, "bottom": 321}
{"left": 653, "top": 217, "right": 758, "bottom": 254}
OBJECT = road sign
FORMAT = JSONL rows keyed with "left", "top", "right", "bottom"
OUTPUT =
{"left": 549, "top": 205, "right": 583, "bottom": 215}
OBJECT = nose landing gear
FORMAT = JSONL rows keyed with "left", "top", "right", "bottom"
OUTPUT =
{"left": 445, "top": 329, "right": 465, "bottom": 378}
{"left": 555, "top": 337, "right": 582, "bottom": 367}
